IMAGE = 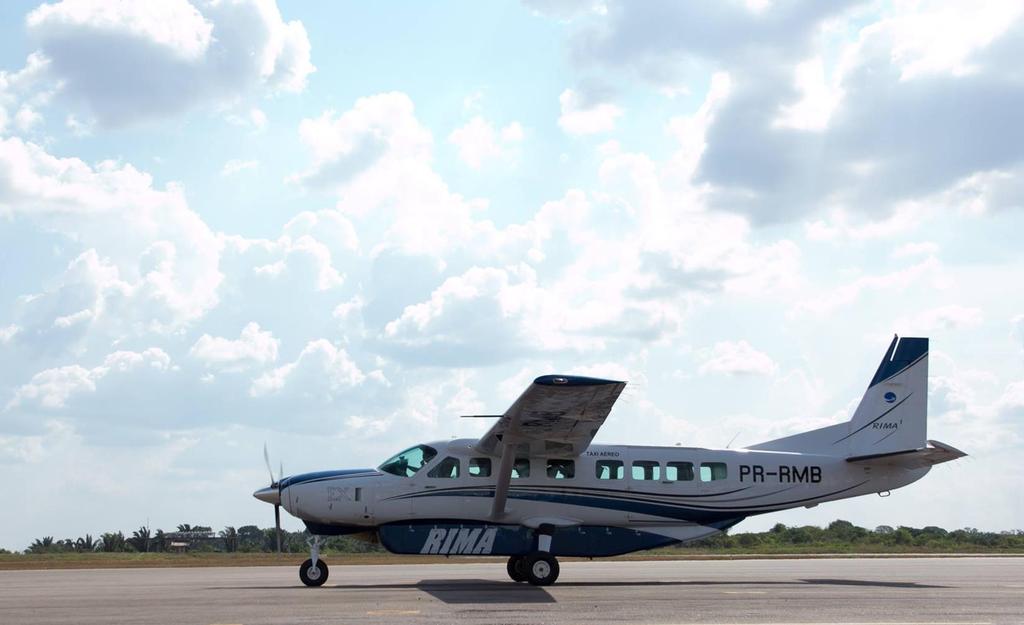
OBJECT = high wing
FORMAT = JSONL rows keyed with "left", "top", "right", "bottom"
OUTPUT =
{"left": 475, "top": 375, "right": 627, "bottom": 458}
{"left": 474, "top": 374, "right": 627, "bottom": 519}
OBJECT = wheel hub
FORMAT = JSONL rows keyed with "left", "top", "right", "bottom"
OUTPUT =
{"left": 532, "top": 560, "right": 551, "bottom": 578}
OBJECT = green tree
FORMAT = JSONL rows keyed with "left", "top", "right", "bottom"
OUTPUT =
{"left": 220, "top": 527, "right": 238, "bottom": 553}
{"left": 128, "top": 526, "right": 151, "bottom": 552}
{"left": 152, "top": 529, "right": 166, "bottom": 552}
{"left": 99, "top": 531, "right": 128, "bottom": 552}
{"left": 27, "top": 536, "right": 56, "bottom": 553}
{"left": 237, "top": 525, "right": 264, "bottom": 552}
{"left": 75, "top": 534, "right": 97, "bottom": 552}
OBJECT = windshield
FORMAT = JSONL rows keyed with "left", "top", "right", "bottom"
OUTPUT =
{"left": 378, "top": 444, "right": 438, "bottom": 477}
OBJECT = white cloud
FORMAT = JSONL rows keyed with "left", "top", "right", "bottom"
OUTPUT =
{"left": 0, "top": 137, "right": 223, "bottom": 334}
{"left": 698, "top": 340, "right": 779, "bottom": 377}
{"left": 221, "top": 159, "right": 259, "bottom": 176}
{"left": 774, "top": 57, "right": 841, "bottom": 131}
{"left": 250, "top": 339, "right": 366, "bottom": 397}
{"left": 448, "top": 116, "right": 523, "bottom": 169}
{"left": 190, "top": 323, "right": 279, "bottom": 372}
{"left": 0, "top": 52, "right": 51, "bottom": 134}
{"left": 558, "top": 88, "right": 622, "bottom": 135}
{"left": 905, "top": 305, "right": 984, "bottom": 332}
{"left": 25, "top": 0, "right": 314, "bottom": 126}
{"left": 8, "top": 347, "right": 170, "bottom": 409}
{"left": 891, "top": 241, "right": 940, "bottom": 259}
{"left": 292, "top": 93, "right": 542, "bottom": 259}
{"left": 790, "top": 257, "right": 943, "bottom": 318}
{"left": 225, "top": 107, "right": 268, "bottom": 130}
{"left": 0, "top": 325, "right": 20, "bottom": 344}
{"left": 883, "top": 0, "right": 1024, "bottom": 80}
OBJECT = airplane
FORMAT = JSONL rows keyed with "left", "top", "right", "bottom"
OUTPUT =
{"left": 253, "top": 335, "right": 966, "bottom": 586}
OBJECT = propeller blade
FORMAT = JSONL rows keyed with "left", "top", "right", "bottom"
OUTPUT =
{"left": 263, "top": 442, "right": 275, "bottom": 486}
{"left": 274, "top": 504, "right": 282, "bottom": 553}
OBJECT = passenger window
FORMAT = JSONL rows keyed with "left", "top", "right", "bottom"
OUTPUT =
{"left": 469, "top": 458, "right": 492, "bottom": 477}
{"left": 666, "top": 461, "right": 694, "bottom": 481}
{"left": 546, "top": 459, "right": 575, "bottom": 479}
{"left": 427, "top": 456, "right": 460, "bottom": 478}
{"left": 632, "top": 461, "right": 660, "bottom": 481}
{"left": 700, "top": 462, "right": 728, "bottom": 482}
{"left": 511, "top": 458, "right": 530, "bottom": 479}
{"left": 596, "top": 460, "right": 624, "bottom": 480}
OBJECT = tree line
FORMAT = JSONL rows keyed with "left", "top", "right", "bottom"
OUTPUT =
{"left": 678, "top": 520, "right": 1024, "bottom": 552}
{"left": 21, "top": 523, "right": 382, "bottom": 555}
{"left": 15, "top": 520, "right": 1024, "bottom": 555}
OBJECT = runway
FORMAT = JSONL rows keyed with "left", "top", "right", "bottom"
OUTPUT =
{"left": 1, "top": 557, "right": 1021, "bottom": 625}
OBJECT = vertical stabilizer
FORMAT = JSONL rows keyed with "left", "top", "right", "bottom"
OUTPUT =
{"left": 837, "top": 336, "right": 929, "bottom": 458}
{"left": 746, "top": 335, "right": 929, "bottom": 457}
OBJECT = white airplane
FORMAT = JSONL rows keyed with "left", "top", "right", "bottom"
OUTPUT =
{"left": 254, "top": 335, "right": 965, "bottom": 586}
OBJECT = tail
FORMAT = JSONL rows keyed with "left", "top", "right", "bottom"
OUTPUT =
{"left": 748, "top": 336, "right": 944, "bottom": 459}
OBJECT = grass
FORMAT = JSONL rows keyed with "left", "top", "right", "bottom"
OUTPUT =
{"left": 3, "top": 546, "right": 1021, "bottom": 571}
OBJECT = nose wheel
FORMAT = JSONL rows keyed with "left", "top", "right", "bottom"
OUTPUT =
{"left": 299, "top": 535, "right": 329, "bottom": 587}
{"left": 299, "top": 557, "right": 329, "bottom": 586}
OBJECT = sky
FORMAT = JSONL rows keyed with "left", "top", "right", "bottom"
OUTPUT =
{"left": 1, "top": 0, "right": 1022, "bottom": 551}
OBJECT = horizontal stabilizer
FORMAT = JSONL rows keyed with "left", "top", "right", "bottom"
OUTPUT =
{"left": 846, "top": 439, "right": 967, "bottom": 468}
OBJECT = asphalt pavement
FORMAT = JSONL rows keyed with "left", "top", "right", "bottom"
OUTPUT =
{"left": 0, "top": 557, "right": 1020, "bottom": 625}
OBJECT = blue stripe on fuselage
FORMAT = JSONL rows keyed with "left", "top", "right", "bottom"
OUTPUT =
{"left": 280, "top": 468, "right": 377, "bottom": 489}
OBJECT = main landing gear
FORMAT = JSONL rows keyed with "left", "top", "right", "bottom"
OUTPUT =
{"left": 506, "top": 525, "right": 559, "bottom": 586}
{"left": 299, "top": 535, "right": 329, "bottom": 587}
{"left": 506, "top": 552, "right": 560, "bottom": 586}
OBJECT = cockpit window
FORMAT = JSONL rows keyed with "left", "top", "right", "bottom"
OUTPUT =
{"left": 378, "top": 444, "right": 438, "bottom": 477}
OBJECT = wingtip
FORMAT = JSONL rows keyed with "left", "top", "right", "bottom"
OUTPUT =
{"left": 534, "top": 375, "right": 625, "bottom": 386}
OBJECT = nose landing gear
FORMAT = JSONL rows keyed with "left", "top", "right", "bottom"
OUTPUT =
{"left": 299, "top": 535, "right": 329, "bottom": 587}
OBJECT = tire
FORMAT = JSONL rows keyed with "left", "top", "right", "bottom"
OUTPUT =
{"left": 524, "top": 551, "right": 559, "bottom": 586}
{"left": 299, "top": 558, "right": 329, "bottom": 587}
{"left": 506, "top": 555, "right": 528, "bottom": 582}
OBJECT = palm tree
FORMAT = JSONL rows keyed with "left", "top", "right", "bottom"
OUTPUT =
{"left": 75, "top": 534, "right": 97, "bottom": 552}
{"left": 219, "top": 527, "right": 238, "bottom": 553}
{"left": 99, "top": 531, "right": 127, "bottom": 552}
{"left": 28, "top": 536, "right": 55, "bottom": 553}
{"left": 176, "top": 524, "right": 194, "bottom": 533}
{"left": 129, "top": 526, "right": 151, "bottom": 552}
{"left": 152, "top": 529, "right": 166, "bottom": 552}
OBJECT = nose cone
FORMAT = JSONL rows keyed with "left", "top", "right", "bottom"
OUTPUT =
{"left": 253, "top": 485, "right": 280, "bottom": 505}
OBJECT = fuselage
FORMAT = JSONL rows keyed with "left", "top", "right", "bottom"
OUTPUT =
{"left": 270, "top": 438, "right": 929, "bottom": 552}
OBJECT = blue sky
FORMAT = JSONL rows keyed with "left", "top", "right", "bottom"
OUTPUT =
{"left": 1, "top": 0, "right": 1023, "bottom": 550}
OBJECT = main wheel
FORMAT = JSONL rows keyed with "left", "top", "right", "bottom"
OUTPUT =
{"left": 506, "top": 555, "right": 528, "bottom": 582}
{"left": 524, "top": 551, "right": 559, "bottom": 586}
{"left": 299, "top": 558, "right": 329, "bottom": 587}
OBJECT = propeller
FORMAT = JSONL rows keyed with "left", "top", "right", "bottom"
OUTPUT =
{"left": 262, "top": 443, "right": 283, "bottom": 554}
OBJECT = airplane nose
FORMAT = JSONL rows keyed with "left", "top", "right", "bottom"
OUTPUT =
{"left": 253, "top": 486, "right": 280, "bottom": 505}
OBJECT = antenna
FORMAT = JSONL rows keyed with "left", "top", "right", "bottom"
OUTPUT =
{"left": 725, "top": 431, "right": 741, "bottom": 449}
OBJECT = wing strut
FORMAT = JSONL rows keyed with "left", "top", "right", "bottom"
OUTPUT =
{"left": 490, "top": 442, "right": 517, "bottom": 519}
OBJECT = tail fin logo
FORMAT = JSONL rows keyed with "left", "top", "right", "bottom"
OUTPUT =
{"left": 884, "top": 392, "right": 897, "bottom": 403}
